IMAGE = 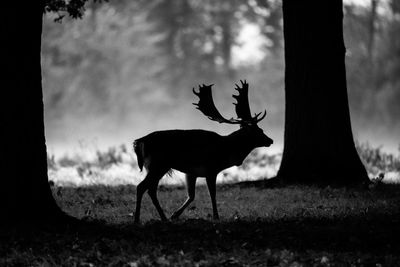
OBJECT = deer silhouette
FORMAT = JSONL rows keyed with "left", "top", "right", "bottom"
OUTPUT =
{"left": 133, "top": 80, "right": 273, "bottom": 223}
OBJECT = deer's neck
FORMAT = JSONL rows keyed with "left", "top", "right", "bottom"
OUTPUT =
{"left": 224, "top": 129, "right": 255, "bottom": 166}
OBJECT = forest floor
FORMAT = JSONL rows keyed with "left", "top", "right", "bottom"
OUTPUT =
{"left": 1, "top": 183, "right": 400, "bottom": 266}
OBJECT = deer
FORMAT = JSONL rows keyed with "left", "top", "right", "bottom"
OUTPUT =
{"left": 133, "top": 80, "right": 273, "bottom": 223}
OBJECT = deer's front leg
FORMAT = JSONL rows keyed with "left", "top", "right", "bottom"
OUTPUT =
{"left": 206, "top": 175, "right": 219, "bottom": 220}
{"left": 171, "top": 174, "right": 197, "bottom": 220}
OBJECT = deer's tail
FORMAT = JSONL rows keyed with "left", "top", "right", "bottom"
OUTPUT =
{"left": 133, "top": 139, "right": 145, "bottom": 172}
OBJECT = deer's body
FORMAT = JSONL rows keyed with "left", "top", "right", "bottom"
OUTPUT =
{"left": 133, "top": 81, "right": 273, "bottom": 223}
{"left": 134, "top": 129, "right": 261, "bottom": 177}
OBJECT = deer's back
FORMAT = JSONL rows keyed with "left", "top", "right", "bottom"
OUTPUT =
{"left": 135, "top": 129, "right": 227, "bottom": 175}
{"left": 136, "top": 129, "right": 223, "bottom": 153}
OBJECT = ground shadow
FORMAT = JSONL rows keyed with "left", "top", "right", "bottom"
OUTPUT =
{"left": 3, "top": 212, "right": 399, "bottom": 254}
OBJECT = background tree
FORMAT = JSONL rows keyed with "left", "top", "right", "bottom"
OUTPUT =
{"left": 276, "top": 0, "right": 369, "bottom": 185}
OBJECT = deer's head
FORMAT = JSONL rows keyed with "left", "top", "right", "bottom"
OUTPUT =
{"left": 193, "top": 80, "right": 273, "bottom": 147}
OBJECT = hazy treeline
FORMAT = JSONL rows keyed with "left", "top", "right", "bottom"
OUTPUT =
{"left": 41, "top": 0, "right": 400, "bottom": 155}
{"left": 344, "top": 0, "right": 400, "bottom": 126}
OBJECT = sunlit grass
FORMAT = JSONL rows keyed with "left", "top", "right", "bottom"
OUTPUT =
{"left": 47, "top": 142, "right": 400, "bottom": 187}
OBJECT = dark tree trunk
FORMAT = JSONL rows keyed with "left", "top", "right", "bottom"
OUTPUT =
{"left": 0, "top": 2, "right": 65, "bottom": 223}
{"left": 276, "top": 0, "right": 369, "bottom": 185}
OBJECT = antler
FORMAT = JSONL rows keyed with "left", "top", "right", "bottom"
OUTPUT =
{"left": 233, "top": 80, "right": 252, "bottom": 121}
{"left": 233, "top": 80, "right": 266, "bottom": 124}
{"left": 193, "top": 84, "right": 240, "bottom": 124}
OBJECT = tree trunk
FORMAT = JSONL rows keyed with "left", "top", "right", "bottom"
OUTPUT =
{"left": 0, "top": 2, "right": 65, "bottom": 223}
{"left": 276, "top": 0, "right": 369, "bottom": 185}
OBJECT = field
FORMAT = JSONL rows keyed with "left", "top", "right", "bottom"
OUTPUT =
{"left": 1, "top": 183, "right": 400, "bottom": 266}
{"left": 1, "top": 142, "right": 399, "bottom": 266}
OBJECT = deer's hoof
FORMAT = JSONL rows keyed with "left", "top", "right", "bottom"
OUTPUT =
{"left": 170, "top": 213, "right": 180, "bottom": 221}
{"left": 133, "top": 215, "right": 141, "bottom": 225}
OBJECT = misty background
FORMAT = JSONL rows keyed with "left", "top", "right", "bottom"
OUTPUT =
{"left": 42, "top": 0, "right": 400, "bottom": 160}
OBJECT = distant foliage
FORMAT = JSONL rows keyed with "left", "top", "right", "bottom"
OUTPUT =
{"left": 47, "top": 142, "right": 400, "bottom": 186}
{"left": 356, "top": 141, "right": 400, "bottom": 175}
{"left": 54, "top": 145, "right": 128, "bottom": 169}
{"left": 42, "top": 0, "right": 400, "bottom": 154}
{"left": 58, "top": 154, "right": 83, "bottom": 168}
{"left": 344, "top": 1, "right": 400, "bottom": 125}
{"left": 41, "top": 0, "right": 285, "bottom": 132}
{"left": 95, "top": 145, "right": 126, "bottom": 169}
{"left": 241, "top": 149, "right": 281, "bottom": 171}
{"left": 47, "top": 153, "right": 57, "bottom": 170}
{"left": 44, "top": 0, "right": 108, "bottom": 21}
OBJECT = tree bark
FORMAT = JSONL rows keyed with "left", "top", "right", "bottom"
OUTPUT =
{"left": 277, "top": 0, "right": 369, "bottom": 185}
{"left": 0, "top": 2, "right": 65, "bottom": 223}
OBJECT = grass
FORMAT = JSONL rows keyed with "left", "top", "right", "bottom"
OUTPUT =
{"left": 1, "top": 183, "right": 400, "bottom": 266}
{"left": 47, "top": 142, "right": 400, "bottom": 187}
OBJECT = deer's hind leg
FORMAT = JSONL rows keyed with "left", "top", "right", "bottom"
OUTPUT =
{"left": 171, "top": 174, "right": 197, "bottom": 220}
{"left": 134, "top": 167, "right": 168, "bottom": 223}
{"left": 147, "top": 174, "right": 168, "bottom": 221}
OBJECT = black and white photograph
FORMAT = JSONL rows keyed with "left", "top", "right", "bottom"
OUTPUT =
{"left": 1, "top": 0, "right": 400, "bottom": 266}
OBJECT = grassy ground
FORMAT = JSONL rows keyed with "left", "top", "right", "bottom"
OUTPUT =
{"left": 1, "top": 183, "right": 400, "bottom": 266}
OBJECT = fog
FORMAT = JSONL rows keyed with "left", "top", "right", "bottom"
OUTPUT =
{"left": 42, "top": 0, "right": 400, "bottom": 160}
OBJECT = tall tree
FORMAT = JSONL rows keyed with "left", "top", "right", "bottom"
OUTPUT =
{"left": 0, "top": 1, "right": 94, "bottom": 223}
{"left": 1, "top": 2, "right": 61, "bottom": 222}
{"left": 276, "top": 0, "right": 369, "bottom": 185}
